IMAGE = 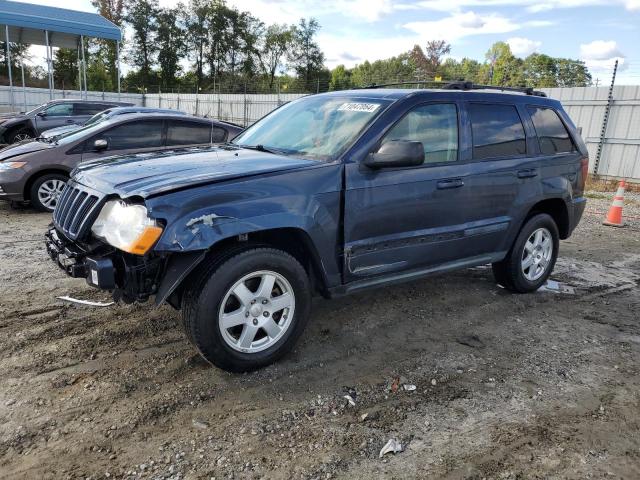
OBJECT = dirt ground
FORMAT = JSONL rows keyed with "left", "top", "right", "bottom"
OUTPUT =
{"left": 0, "top": 193, "right": 639, "bottom": 480}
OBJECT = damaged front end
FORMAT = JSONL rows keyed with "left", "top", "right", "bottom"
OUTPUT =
{"left": 45, "top": 181, "right": 166, "bottom": 304}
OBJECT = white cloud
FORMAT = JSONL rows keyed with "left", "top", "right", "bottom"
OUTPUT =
{"left": 402, "top": 0, "right": 640, "bottom": 12}
{"left": 507, "top": 37, "right": 541, "bottom": 57}
{"left": 579, "top": 40, "right": 627, "bottom": 71}
{"left": 403, "top": 10, "right": 520, "bottom": 42}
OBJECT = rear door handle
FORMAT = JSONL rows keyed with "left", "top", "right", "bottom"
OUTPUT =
{"left": 517, "top": 169, "right": 538, "bottom": 179}
{"left": 437, "top": 178, "right": 464, "bottom": 189}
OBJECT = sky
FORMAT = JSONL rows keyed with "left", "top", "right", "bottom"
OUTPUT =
{"left": 15, "top": 0, "right": 640, "bottom": 85}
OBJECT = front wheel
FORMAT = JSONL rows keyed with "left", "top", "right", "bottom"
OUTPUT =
{"left": 182, "top": 248, "right": 311, "bottom": 372}
{"left": 492, "top": 213, "right": 559, "bottom": 293}
{"left": 30, "top": 173, "right": 68, "bottom": 212}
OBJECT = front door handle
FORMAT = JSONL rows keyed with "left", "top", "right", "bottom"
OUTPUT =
{"left": 437, "top": 178, "right": 464, "bottom": 189}
{"left": 517, "top": 169, "right": 538, "bottom": 179}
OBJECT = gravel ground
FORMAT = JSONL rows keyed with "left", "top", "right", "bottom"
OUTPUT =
{"left": 0, "top": 192, "right": 639, "bottom": 480}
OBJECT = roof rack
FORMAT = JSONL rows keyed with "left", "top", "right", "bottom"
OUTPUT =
{"left": 358, "top": 81, "right": 436, "bottom": 89}
{"left": 442, "top": 81, "right": 547, "bottom": 97}
{"left": 357, "top": 80, "right": 547, "bottom": 97}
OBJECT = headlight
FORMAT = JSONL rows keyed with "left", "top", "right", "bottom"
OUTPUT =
{"left": 0, "top": 161, "right": 26, "bottom": 170}
{"left": 91, "top": 200, "right": 163, "bottom": 255}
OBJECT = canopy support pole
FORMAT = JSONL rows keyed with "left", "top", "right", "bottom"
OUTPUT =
{"left": 116, "top": 40, "right": 121, "bottom": 99}
{"left": 5, "top": 25, "right": 14, "bottom": 111}
{"left": 80, "top": 35, "right": 87, "bottom": 100}
{"left": 45, "top": 30, "right": 52, "bottom": 99}
{"left": 21, "top": 62, "right": 26, "bottom": 112}
{"left": 77, "top": 41, "right": 82, "bottom": 94}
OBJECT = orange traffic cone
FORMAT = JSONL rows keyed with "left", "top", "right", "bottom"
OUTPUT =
{"left": 603, "top": 180, "right": 626, "bottom": 227}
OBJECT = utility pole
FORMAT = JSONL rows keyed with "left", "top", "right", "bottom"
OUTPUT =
{"left": 594, "top": 78, "right": 601, "bottom": 88}
{"left": 593, "top": 59, "right": 618, "bottom": 175}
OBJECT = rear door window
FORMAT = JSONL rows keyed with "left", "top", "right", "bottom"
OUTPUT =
{"left": 93, "top": 120, "right": 164, "bottom": 151}
{"left": 527, "top": 106, "right": 575, "bottom": 155}
{"left": 167, "top": 121, "right": 213, "bottom": 146}
{"left": 382, "top": 103, "right": 459, "bottom": 164}
{"left": 74, "top": 103, "right": 109, "bottom": 115}
{"left": 469, "top": 103, "right": 526, "bottom": 159}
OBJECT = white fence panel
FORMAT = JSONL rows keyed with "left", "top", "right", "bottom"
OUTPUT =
{"left": 0, "top": 84, "right": 637, "bottom": 180}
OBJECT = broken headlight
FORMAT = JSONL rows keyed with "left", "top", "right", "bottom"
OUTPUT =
{"left": 91, "top": 200, "right": 163, "bottom": 255}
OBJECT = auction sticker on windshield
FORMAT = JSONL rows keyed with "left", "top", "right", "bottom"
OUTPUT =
{"left": 338, "top": 103, "right": 380, "bottom": 113}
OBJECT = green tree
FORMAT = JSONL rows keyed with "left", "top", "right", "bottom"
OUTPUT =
{"left": 288, "top": 18, "right": 324, "bottom": 90}
{"left": 91, "top": 0, "right": 125, "bottom": 88}
{"left": 485, "top": 42, "right": 523, "bottom": 86}
{"left": 424, "top": 40, "right": 451, "bottom": 75}
{"left": 555, "top": 58, "right": 591, "bottom": 87}
{"left": 259, "top": 24, "right": 293, "bottom": 88}
{"left": 329, "top": 64, "right": 352, "bottom": 90}
{"left": 53, "top": 48, "right": 79, "bottom": 90}
{"left": 125, "top": 0, "right": 160, "bottom": 87}
{"left": 157, "top": 6, "right": 186, "bottom": 88}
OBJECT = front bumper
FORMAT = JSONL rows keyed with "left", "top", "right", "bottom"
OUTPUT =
{"left": 0, "top": 168, "right": 27, "bottom": 202}
{"left": 45, "top": 226, "right": 164, "bottom": 302}
{"left": 45, "top": 226, "right": 115, "bottom": 289}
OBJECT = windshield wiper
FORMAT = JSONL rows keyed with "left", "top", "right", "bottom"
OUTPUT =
{"left": 235, "top": 143, "right": 286, "bottom": 155}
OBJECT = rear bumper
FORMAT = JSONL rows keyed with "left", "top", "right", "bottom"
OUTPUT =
{"left": 568, "top": 196, "right": 587, "bottom": 236}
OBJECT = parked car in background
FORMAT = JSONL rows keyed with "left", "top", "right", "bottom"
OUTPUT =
{"left": 0, "top": 113, "right": 243, "bottom": 211}
{"left": 43, "top": 84, "right": 588, "bottom": 372}
{"left": 0, "top": 99, "right": 135, "bottom": 144}
{"left": 40, "top": 106, "right": 188, "bottom": 140}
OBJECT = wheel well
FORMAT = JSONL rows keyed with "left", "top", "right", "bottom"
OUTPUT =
{"left": 6, "top": 122, "right": 34, "bottom": 138}
{"left": 526, "top": 198, "right": 570, "bottom": 239}
{"left": 23, "top": 169, "right": 69, "bottom": 201}
{"left": 208, "top": 228, "right": 329, "bottom": 297}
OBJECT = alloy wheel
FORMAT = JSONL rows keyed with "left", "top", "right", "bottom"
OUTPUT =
{"left": 218, "top": 270, "right": 295, "bottom": 353}
{"left": 521, "top": 227, "right": 553, "bottom": 282}
{"left": 37, "top": 179, "right": 66, "bottom": 210}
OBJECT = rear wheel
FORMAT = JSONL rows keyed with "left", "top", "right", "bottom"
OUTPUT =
{"left": 8, "top": 127, "right": 34, "bottom": 143}
{"left": 182, "top": 248, "right": 311, "bottom": 372}
{"left": 492, "top": 213, "right": 559, "bottom": 293}
{"left": 30, "top": 174, "right": 68, "bottom": 212}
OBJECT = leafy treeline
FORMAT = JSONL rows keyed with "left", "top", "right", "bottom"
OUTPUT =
{"left": 0, "top": 0, "right": 592, "bottom": 93}
{"left": 329, "top": 41, "right": 592, "bottom": 90}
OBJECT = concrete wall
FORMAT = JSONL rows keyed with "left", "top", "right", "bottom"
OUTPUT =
{"left": 1, "top": 85, "right": 638, "bottom": 181}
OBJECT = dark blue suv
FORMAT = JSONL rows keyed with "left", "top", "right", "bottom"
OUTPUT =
{"left": 45, "top": 84, "right": 588, "bottom": 372}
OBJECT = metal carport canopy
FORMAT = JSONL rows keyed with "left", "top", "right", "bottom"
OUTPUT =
{"left": 0, "top": 0, "right": 121, "bottom": 48}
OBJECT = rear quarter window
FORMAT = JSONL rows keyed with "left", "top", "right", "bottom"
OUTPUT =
{"left": 527, "top": 106, "right": 576, "bottom": 155}
{"left": 468, "top": 103, "right": 526, "bottom": 160}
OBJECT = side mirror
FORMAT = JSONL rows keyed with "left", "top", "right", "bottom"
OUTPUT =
{"left": 36, "top": 111, "right": 47, "bottom": 117}
{"left": 364, "top": 140, "right": 424, "bottom": 169}
{"left": 93, "top": 139, "right": 108, "bottom": 151}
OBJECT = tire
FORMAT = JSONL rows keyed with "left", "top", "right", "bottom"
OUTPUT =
{"left": 182, "top": 248, "right": 312, "bottom": 372}
{"left": 30, "top": 173, "right": 68, "bottom": 212}
{"left": 492, "top": 213, "right": 559, "bottom": 293}
{"left": 8, "top": 127, "right": 34, "bottom": 144}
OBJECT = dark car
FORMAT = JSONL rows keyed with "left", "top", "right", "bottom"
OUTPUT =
{"left": 45, "top": 84, "right": 588, "bottom": 372}
{"left": 40, "top": 106, "right": 188, "bottom": 139}
{"left": 0, "top": 99, "right": 135, "bottom": 144}
{"left": 0, "top": 113, "right": 243, "bottom": 211}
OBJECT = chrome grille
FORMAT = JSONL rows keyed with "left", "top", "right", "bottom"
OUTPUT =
{"left": 53, "top": 183, "right": 103, "bottom": 240}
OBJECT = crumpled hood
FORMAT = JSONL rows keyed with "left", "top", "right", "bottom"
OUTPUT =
{"left": 73, "top": 145, "right": 320, "bottom": 198}
{"left": 0, "top": 139, "right": 52, "bottom": 160}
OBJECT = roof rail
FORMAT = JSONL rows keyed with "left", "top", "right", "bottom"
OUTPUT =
{"left": 442, "top": 81, "right": 547, "bottom": 97}
{"left": 358, "top": 81, "right": 435, "bottom": 89}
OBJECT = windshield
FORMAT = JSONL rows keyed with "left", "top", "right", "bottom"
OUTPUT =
{"left": 25, "top": 103, "right": 48, "bottom": 115}
{"left": 85, "top": 110, "right": 113, "bottom": 126}
{"left": 232, "top": 95, "right": 391, "bottom": 160}
{"left": 53, "top": 121, "right": 111, "bottom": 145}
